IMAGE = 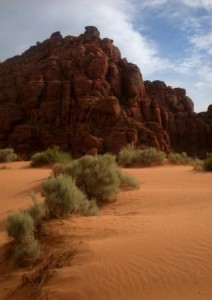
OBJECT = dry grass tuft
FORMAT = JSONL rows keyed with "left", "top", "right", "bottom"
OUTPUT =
{"left": 22, "top": 249, "right": 75, "bottom": 289}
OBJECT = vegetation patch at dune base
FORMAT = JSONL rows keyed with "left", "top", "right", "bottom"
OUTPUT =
{"left": 54, "top": 153, "right": 140, "bottom": 204}
{"left": 31, "top": 146, "right": 72, "bottom": 167}
{"left": 118, "top": 145, "right": 166, "bottom": 167}
{"left": 0, "top": 148, "right": 17, "bottom": 162}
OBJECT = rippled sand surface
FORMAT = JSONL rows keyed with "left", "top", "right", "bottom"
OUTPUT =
{"left": 0, "top": 162, "right": 212, "bottom": 300}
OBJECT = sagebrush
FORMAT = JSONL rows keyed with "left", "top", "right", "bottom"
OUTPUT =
{"left": 118, "top": 144, "right": 137, "bottom": 166}
{"left": 119, "top": 172, "right": 140, "bottom": 190}
{"left": 118, "top": 145, "right": 165, "bottom": 167}
{"left": 168, "top": 152, "right": 193, "bottom": 165}
{"left": 7, "top": 211, "right": 39, "bottom": 263}
{"left": 54, "top": 154, "right": 140, "bottom": 204}
{"left": 25, "top": 193, "right": 46, "bottom": 227}
{"left": 192, "top": 159, "right": 204, "bottom": 171}
{"left": 0, "top": 148, "right": 17, "bottom": 162}
{"left": 42, "top": 174, "right": 98, "bottom": 217}
{"left": 7, "top": 211, "right": 34, "bottom": 242}
{"left": 31, "top": 146, "right": 72, "bottom": 167}
{"left": 204, "top": 153, "right": 212, "bottom": 171}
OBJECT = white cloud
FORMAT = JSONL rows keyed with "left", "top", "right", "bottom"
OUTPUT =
{"left": 195, "top": 82, "right": 206, "bottom": 90}
{"left": 190, "top": 32, "right": 212, "bottom": 55}
{"left": 136, "top": 0, "right": 212, "bottom": 9}
{"left": 197, "top": 66, "right": 212, "bottom": 84}
{"left": 180, "top": 0, "right": 212, "bottom": 10}
{"left": 136, "top": 0, "right": 167, "bottom": 9}
{"left": 174, "top": 53, "right": 202, "bottom": 74}
{"left": 0, "top": 0, "right": 171, "bottom": 76}
{"left": 0, "top": 0, "right": 211, "bottom": 112}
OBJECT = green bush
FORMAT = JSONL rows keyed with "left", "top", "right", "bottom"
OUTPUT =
{"left": 57, "top": 154, "right": 121, "bottom": 204}
{"left": 118, "top": 145, "right": 165, "bottom": 167}
{"left": 52, "top": 162, "right": 66, "bottom": 177}
{"left": 117, "top": 144, "right": 138, "bottom": 166}
{"left": 119, "top": 172, "right": 140, "bottom": 190}
{"left": 7, "top": 211, "right": 34, "bottom": 243}
{"left": 25, "top": 193, "right": 46, "bottom": 227}
{"left": 77, "top": 199, "right": 99, "bottom": 216}
{"left": 0, "top": 148, "right": 17, "bottom": 162}
{"left": 192, "top": 159, "right": 204, "bottom": 171}
{"left": 42, "top": 174, "right": 98, "bottom": 218}
{"left": 31, "top": 146, "right": 72, "bottom": 167}
{"left": 55, "top": 154, "right": 140, "bottom": 204}
{"left": 15, "top": 238, "right": 39, "bottom": 263}
{"left": 204, "top": 153, "right": 212, "bottom": 171}
{"left": 7, "top": 211, "right": 39, "bottom": 263}
{"left": 168, "top": 152, "right": 209, "bottom": 171}
{"left": 168, "top": 152, "right": 193, "bottom": 165}
{"left": 136, "top": 147, "right": 165, "bottom": 166}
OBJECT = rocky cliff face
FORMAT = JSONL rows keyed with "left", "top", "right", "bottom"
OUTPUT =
{"left": 0, "top": 26, "right": 211, "bottom": 157}
{"left": 144, "top": 81, "right": 212, "bottom": 156}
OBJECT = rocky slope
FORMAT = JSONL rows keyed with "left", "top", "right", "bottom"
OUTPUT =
{"left": 144, "top": 81, "right": 212, "bottom": 156}
{"left": 0, "top": 26, "right": 211, "bottom": 157}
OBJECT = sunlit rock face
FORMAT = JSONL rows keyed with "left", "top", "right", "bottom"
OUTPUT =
{"left": 0, "top": 27, "right": 211, "bottom": 157}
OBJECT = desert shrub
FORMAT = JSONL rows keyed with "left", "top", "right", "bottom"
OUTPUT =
{"left": 168, "top": 152, "right": 193, "bottom": 165}
{"left": 78, "top": 199, "right": 99, "bottom": 216}
{"left": 119, "top": 172, "right": 140, "bottom": 190}
{"left": 168, "top": 152, "right": 208, "bottom": 171}
{"left": 15, "top": 238, "right": 39, "bottom": 263}
{"left": 7, "top": 211, "right": 34, "bottom": 243}
{"left": 192, "top": 159, "right": 204, "bottom": 171}
{"left": 42, "top": 174, "right": 98, "bottom": 218}
{"left": 0, "top": 148, "right": 17, "bottom": 162}
{"left": 52, "top": 162, "right": 66, "bottom": 177}
{"left": 118, "top": 145, "right": 165, "bottom": 167}
{"left": 204, "top": 153, "right": 212, "bottom": 171}
{"left": 25, "top": 193, "right": 46, "bottom": 227}
{"left": 136, "top": 147, "right": 165, "bottom": 166}
{"left": 7, "top": 211, "right": 39, "bottom": 263}
{"left": 117, "top": 144, "right": 138, "bottom": 166}
{"left": 57, "top": 154, "right": 121, "bottom": 204}
{"left": 31, "top": 146, "right": 71, "bottom": 167}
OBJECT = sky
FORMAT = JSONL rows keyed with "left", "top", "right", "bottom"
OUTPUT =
{"left": 0, "top": 0, "right": 211, "bottom": 112}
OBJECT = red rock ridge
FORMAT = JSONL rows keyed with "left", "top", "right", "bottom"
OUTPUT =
{"left": 0, "top": 26, "right": 211, "bottom": 157}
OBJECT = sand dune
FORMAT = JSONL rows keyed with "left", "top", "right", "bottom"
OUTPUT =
{"left": 0, "top": 162, "right": 212, "bottom": 299}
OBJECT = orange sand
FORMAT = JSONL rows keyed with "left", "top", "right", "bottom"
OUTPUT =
{"left": 0, "top": 162, "right": 212, "bottom": 300}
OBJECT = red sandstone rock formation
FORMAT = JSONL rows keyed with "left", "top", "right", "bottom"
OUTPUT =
{"left": 0, "top": 27, "right": 211, "bottom": 157}
{"left": 144, "top": 81, "right": 212, "bottom": 156}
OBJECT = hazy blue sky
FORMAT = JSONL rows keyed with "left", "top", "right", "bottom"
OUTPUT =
{"left": 0, "top": 0, "right": 211, "bottom": 112}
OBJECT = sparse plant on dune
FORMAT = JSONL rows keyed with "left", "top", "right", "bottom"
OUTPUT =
{"left": 42, "top": 174, "right": 98, "bottom": 218}
{"left": 51, "top": 162, "right": 66, "bottom": 177}
{"left": 204, "top": 153, "right": 212, "bottom": 171}
{"left": 25, "top": 193, "right": 46, "bottom": 227}
{"left": 136, "top": 147, "right": 165, "bottom": 166}
{"left": 7, "top": 211, "right": 39, "bottom": 264}
{"left": 118, "top": 145, "right": 165, "bottom": 167}
{"left": 118, "top": 144, "right": 138, "bottom": 166}
{"left": 31, "top": 146, "right": 72, "bottom": 167}
{"left": 0, "top": 148, "right": 17, "bottom": 162}
{"left": 14, "top": 239, "right": 40, "bottom": 263}
{"left": 168, "top": 152, "right": 193, "bottom": 165}
{"left": 119, "top": 172, "right": 140, "bottom": 190}
{"left": 7, "top": 211, "right": 34, "bottom": 243}
{"left": 168, "top": 152, "right": 210, "bottom": 172}
{"left": 192, "top": 159, "right": 204, "bottom": 171}
{"left": 54, "top": 154, "right": 140, "bottom": 204}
